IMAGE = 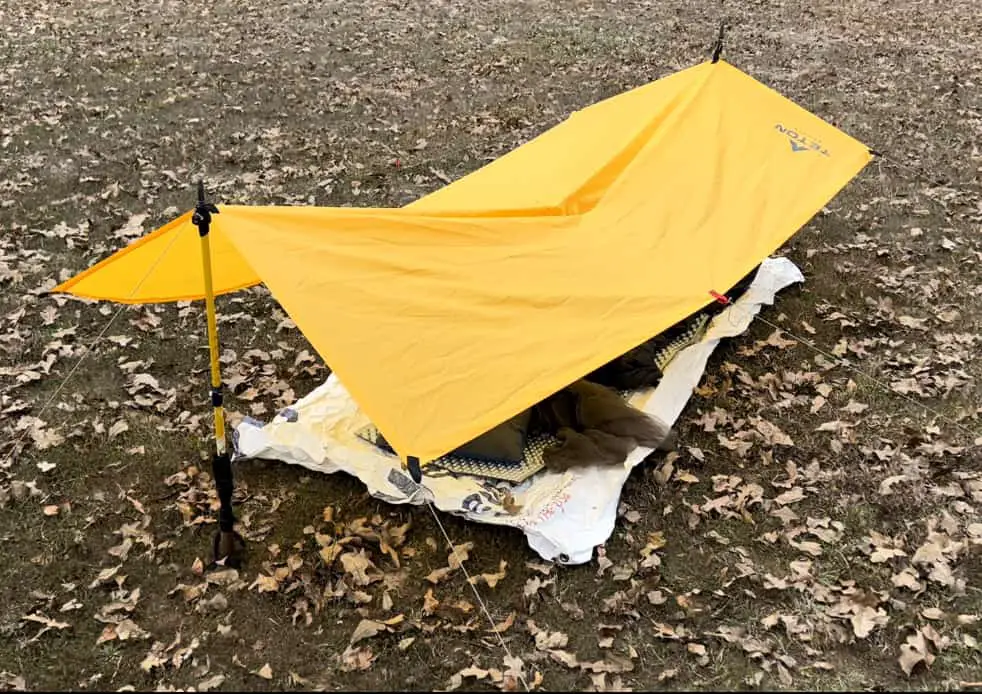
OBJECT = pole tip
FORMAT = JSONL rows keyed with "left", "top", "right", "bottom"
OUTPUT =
{"left": 197, "top": 179, "right": 206, "bottom": 204}
{"left": 711, "top": 20, "right": 725, "bottom": 63}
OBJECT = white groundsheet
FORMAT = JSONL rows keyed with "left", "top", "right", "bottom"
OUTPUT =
{"left": 233, "top": 257, "right": 804, "bottom": 565}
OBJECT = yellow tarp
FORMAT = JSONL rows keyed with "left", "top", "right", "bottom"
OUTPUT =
{"left": 50, "top": 61, "right": 701, "bottom": 303}
{"left": 52, "top": 60, "right": 872, "bottom": 463}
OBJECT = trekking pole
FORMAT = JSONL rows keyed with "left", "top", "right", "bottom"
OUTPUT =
{"left": 191, "top": 180, "right": 245, "bottom": 568}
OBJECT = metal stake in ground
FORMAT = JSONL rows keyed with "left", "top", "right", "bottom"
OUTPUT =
{"left": 191, "top": 180, "right": 245, "bottom": 568}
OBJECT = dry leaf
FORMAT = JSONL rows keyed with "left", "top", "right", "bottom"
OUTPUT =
{"left": 534, "top": 630, "right": 569, "bottom": 651}
{"left": 491, "top": 611, "right": 516, "bottom": 634}
{"left": 350, "top": 619, "right": 385, "bottom": 645}
{"left": 447, "top": 541, "right": 473, "bottom": 570}
{"left": 423, "top": 588, "right": 439, "bottom": 616}
{"left": 549, "top": 650, "right": 579, "bottom": 668}
{"left": 141, "top": 650, "right": 167, "bottom": 673}
{"left": 851, "top": 606, "right": 889, "bottom": 638}
{"left": 196, "top": 593, "right": 228, "bottom": 614}
{"left": 645, "top": 531, "right": 667, "bottom": 550}
{"left": 340, "top": 550, "right": 380, "bottom": 586}
{"left": 198, "top": 674, "right": 226, "bottom": 692}
{"left": 773, "top": 487, "right": 805, "bottom": 505}
{"left": 108, "top": 420, "right": 129, "bottom": 440}
{"left": 596, "top": 551, "right": 614, "bottom": 577}
{"left": 448, "top": 665, "right": 490, "bottom": 690}
{"left": 319, "top": 543, "right": 344, "bottom": 565}
{"left": 23, "top": 613, "right": 70, "bottom": 633}
{"left": 658, "top": 668, "right": 678, "bottom": 681}
{"left": 870, "top": 546, "right": 906, "bottom": 563}
{"left": 647, "top": 590, "right": 667, "bottom": 605}
{"left": 89, "top": 565, "right": 122, "bottom": 589}
{"left": 252, "top": 574, "right": 279, "bottom": 593}
{"left": 790, "top": 539, "right": 823, "bottom": 557}
{"left": 899, "top": 631, "right": 934, "bottom": 676}
{"left": 340, "top": 646, "right": 375, "bottom": 672}
{"left": 468, "top": 560, "right": 507, "bottom": 588}
{"left": 891, "top": 568, "right": 924, "bottom": 592}
{"left": 0, "top": 672, "right": 26, "bottom": 691}
{"left": 206, "top": 569, "right": 240, "bottom": 586}
{"left": 842, "top": 400, "right": 869, "bottom": 414}
{"left": 523, "top": 576, "right": 547, "bottom": 599}
{"left": 426, "top": 566, "right": 453, "bottom": 584}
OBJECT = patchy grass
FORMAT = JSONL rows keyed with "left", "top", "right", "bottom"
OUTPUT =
{"left": 2, "top": 0, "right": 982, "bottom": 690}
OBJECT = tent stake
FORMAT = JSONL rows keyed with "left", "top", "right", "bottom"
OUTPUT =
{"left": 192, "top": 180, "right": 244, "bottom": 568}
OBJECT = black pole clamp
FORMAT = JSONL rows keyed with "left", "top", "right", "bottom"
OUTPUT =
{"left": 192, "top": 180, "right": 220, "bottom": 237}
{"left": 210, "top": 385, "right": 224, "bottom": 408}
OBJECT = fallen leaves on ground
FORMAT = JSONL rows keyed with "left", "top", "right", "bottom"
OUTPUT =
{"left": 2, "top": 0, "right": 982, "bottom": 691}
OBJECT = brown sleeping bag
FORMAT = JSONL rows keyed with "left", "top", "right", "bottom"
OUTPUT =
{"left": 531, "top": 379, "right": 677, "bottom": 472}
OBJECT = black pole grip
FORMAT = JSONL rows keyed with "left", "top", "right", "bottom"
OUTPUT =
{"left": 212, "top": 452, "right": 236, "bottom": 532}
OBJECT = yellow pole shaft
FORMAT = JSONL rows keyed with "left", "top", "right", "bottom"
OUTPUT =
{"left": 199, "top": 232, "right": 226, "bottom": 456}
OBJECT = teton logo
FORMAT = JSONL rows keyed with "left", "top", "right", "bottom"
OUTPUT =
{"left": 775, "top": 124, "right": 830, "bottom": 157}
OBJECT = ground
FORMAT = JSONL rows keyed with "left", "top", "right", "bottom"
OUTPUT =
{"left": 1, "top": 0, "right": 981, "bottom": 690}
